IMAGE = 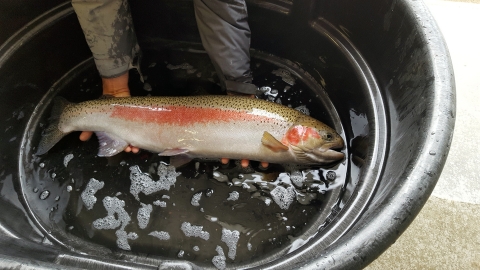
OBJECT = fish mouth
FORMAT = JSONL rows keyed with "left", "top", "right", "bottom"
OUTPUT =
{"left": 314, "top": 141, "right": 345, "bottom": 161}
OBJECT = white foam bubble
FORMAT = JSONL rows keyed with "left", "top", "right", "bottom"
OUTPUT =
{"left": 129, "top": 164, "right": 180, "bottom": 200}
{"left": 213, "top": 171, "right": 229, "bottom": 183}
{"left": 162, "top": 195, "right": 170, "bottom": 199}
{"left": 93, "top": 196, "right": 131, "bottom": 231}
{"left": 191, "top": 192, "right": 202, "bottom": 206}
{"left": 221, "top": 228, "right": 240, "bottom": 260}
{"left": 180, "top": 222, "right": 210, "bottom": 240}
{"left": 81, "top": 178, "right": 104, "bottom": 210}
{"left": 153, "top": 200, "right": 167, "bottom": 207}
{"left": 116, "top": 230, "right": 138, "bottom": 251}
{"left": 92, "top": 215, "right": 121, "bottom": 230}
{"left": 149, "top": 231, "right": 170, "bottom": 240}
{"left": 193, "top": 246, "right": 200, "bottom": 251}
{"left": 39, "top": 190, "right": 50, "bottom": 200}
{"left": 63, "top": 153, "right": 74, "bottom": 167}
{"left": 206, "top": 216, "right": 218, "bottom": 222}
{"left": 290, "top": 171, "right": 305, "bottom": 187}
{"left": 137, "top": 203, "right": 152, "bottom": 229}
{"left": 66, "top": 185, "right": 72, "bottom": 192}
{"left": 270, "top": 186, "right": 296, "bottom": 210}
{"left": 227, "top": 191, "right": 239, "bottom": 201}
{"left": 212, "top": 246, "right": 226, "bottom": 270}
{"left": 178, "top": 250, "right": 184, "bottom": 258}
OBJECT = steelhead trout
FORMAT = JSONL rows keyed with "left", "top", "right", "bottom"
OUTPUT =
{"left": 37, "top": 96, "right": 344, "bottom": 165}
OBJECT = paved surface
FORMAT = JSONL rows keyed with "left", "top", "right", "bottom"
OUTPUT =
{"left": 367, "top": 0, "right": 480, "bottom": 269}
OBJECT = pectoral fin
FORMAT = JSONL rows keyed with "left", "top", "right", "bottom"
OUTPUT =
{"left": 261, "top": 132, "right": 289, "bottom": 152}
{"left": 95, "top": 132, "right": 129, "bottom": 157}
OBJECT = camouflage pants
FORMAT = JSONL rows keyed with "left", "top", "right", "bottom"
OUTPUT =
{"left": 71, "top": 0, "right": 257, "bottom": 94}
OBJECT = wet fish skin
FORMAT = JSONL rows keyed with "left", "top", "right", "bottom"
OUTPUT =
{"left": 37, "top": 95, "right": 344, "bottom": 165}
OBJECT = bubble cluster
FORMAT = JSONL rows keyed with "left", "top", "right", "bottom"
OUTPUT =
{"left": 93, "top": 196, "right": 134, "bottom": 250}
{"left": 270, "top": 186, "right": 296, "bottom": 210}
{"left": 149, "top": 231, "right": 170, "bottom": 240}
{"left": 215, "top": 169, "right": 328, "bottom": 208}
{"left": 180, "top": 222, "right": 210, "bottom": 240}
{"left": 137, "top": 203, "right": 152, "bottom": 229}
{"left": 63, "top": 153, "right": 74, "bottom": 167}
{"left": 290, "top": 171, "right": 304, "bottom": 187}
{"left": 129, "top": 163, "right": 180, "bottom": 200}
{"left": 81, "top": 178, "right": 104, "bottom": 210}
{"left": 93, "top": 215, "right": 121, "bottom": 230}
{"left": 153, "top": 200, "right": 167, "bottom": 207}
{"left": 212, "top": 246, "right": 226, "bottom": 270}
{"left": 93, "top": 196, "right": 130, "bottom": 230}
{"left": 116, "top": 230, "right": 138, "bottom": 251}
{"left": 226, "top": 191, "right": 239, "bottom": 201}
{"left": 191, "top": 192, "right": 202, "bottom": 206}
{"left": 221, "top": 228, "right": 240, "bottom": 260}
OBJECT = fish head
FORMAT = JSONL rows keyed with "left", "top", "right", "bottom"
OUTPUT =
{"left": 283, "top": 119, "right": 345, "bottom": 164}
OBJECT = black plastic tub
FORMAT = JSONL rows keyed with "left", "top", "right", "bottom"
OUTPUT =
{"left": 0, "top": 0, "right": 454, "bottom": 269}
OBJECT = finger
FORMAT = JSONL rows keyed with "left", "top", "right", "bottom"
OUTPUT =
{"left": 260, "top": 161, "right": 269, "bottom": 169}
{"left": 79, "top": 131, "right": 93, "bottom": 141}
{"left": 241, "top": 159, "right": 249, "bottom": 168}
{"left": 131, "top": 147, "right": 140, "bottom": 154}
{"left": 124, "top": 146, "right": 132, "bottom": 152}
{"left": 221, "top": 158, "right": 229, "bottom": 164}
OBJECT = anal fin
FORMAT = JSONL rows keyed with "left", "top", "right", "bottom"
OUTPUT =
{"left": 158, "top": 148, "right": 190, "bottom": 156}
{"left": 169, "top": 155, "right": 193, "bottom": 168}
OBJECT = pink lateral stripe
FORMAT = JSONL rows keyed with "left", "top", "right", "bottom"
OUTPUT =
{"left": 110, "top": 105, "right": 273, "bottom": 126}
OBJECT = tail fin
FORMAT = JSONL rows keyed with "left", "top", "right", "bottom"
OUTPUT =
{"left": 36, "top": 97, "right": 72, "bottom": 155}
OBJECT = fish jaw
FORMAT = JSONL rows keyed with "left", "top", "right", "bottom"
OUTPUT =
{"left": 283, "top": 124, "right": 345, "bottom": 164}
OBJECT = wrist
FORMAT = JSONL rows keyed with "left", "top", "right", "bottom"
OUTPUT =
{"left": 102, "top": 72, "right": 130, "bottom": 97}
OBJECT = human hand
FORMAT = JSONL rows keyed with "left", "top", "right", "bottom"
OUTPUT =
{"left": 79, "top": 72, "right": 140, "bottom": 153}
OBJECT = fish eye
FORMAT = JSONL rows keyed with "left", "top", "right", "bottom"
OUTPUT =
{"left": 324, "top": 133, "right": 333, "bottom": 141}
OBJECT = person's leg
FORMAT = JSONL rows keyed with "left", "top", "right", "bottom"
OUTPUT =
{"left": 193, "top": 0, "right": 258, "bottom": 95}
{"left": 72, "top": 0, "right": 141, "bottom": 81}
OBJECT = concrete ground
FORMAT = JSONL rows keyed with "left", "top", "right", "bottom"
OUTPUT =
{"left": 367, "top": 0, "right": 480, "bottom": 269}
